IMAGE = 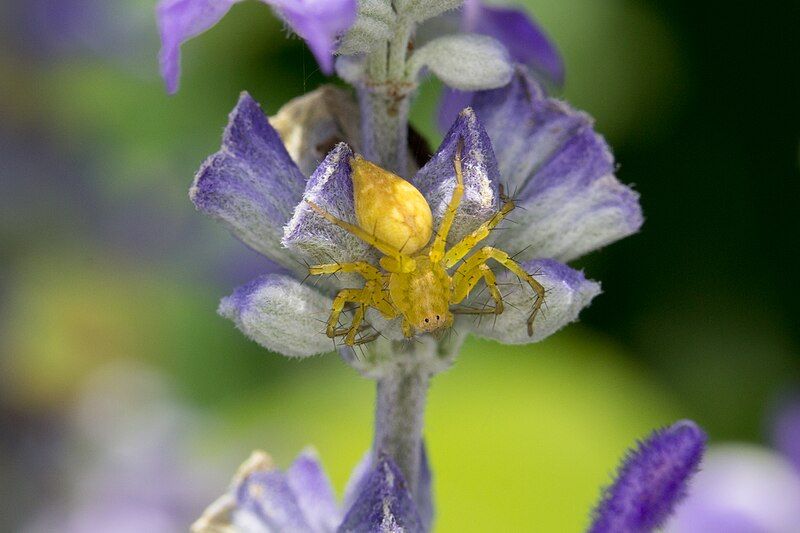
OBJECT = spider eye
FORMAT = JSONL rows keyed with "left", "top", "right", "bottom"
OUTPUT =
{"left": 436, "top": 315, "right": 440, "bottom": 320}
{"left": 424, "top": 318, "right": 429, "bottom": 323}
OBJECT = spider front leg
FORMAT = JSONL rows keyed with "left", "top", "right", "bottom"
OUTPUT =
{"left": 442, "top": 186, "right": 516, "bottom": 268}
{"left": 307, "top": 261, "right": 395, "bottom": 346}
{"left": 455, "top": 247, "right": 545, "bottom": 336}
{"left": 450, "top": 263, "right": 504, "bottom": 315}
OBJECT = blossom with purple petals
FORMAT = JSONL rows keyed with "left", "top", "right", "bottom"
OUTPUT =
{"left": 192, "top": 449, "right": 431, "bottom": 533}
{"left": 156, "top": 0, "right": 357, "bottom": 93}
{"left": 589, "top": 420, "right": 707, "bottom": 533}
{"left": 665, "top": 397, "right": 800, "bottom": 532}
{"left": 438, "top": 0, "right": 563, "bottom": 131}
{"left": 191, "top": 67, "right": 641, "bottom": 358}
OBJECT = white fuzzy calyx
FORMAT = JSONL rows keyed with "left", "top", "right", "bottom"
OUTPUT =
{"left": 408, "top": 34, "right": 513, "bottom": 90}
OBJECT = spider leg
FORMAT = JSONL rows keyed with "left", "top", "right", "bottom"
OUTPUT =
{"left": 307, "top": 261, "right": 382, "bottom": 281}
{"left": 345, "top": 305, "right": 367, "bottom": 346}
{"left": 455, "top": 247, "right": 545, "bottom": 337}
{"left": 305, "top": 200, "right": 415, "bottom": 273}
{"left": 450, "top": 263, "right": 504, "bottom": 314}
{"left": 442, "top": 195, "right": 516, "bottom": 268}
{"left": 429, "top": 138, "right": 465, "bottom": 263}
{"left": 325, "top": 280, "right": 397, "bottom": 346}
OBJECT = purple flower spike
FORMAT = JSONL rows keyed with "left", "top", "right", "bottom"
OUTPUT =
{"left": 157, "top": 0, "right": 357, "bottom": 93}
{"left": 338, "top": 455, "right": 424, "bottom": 533}
{"left": 589, "top": 420, "right": 707, "bottom": 533}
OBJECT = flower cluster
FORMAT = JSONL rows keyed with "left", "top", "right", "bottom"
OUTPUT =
{"left": 157, "top": 0, "right": 707, "bottom": 531}
{"left": 191, "top": 422, "right": 706, "bottom": 532}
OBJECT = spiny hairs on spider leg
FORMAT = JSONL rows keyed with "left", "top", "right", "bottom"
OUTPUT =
{"left": 305, "top": 139, "right": 545, "bottom": 346}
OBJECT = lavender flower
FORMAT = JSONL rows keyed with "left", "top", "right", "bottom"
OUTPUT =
{"left": 665, "top": 397, "right": 800, "bottom": 532}
{"left": 589, "top": 421, "right": 707, "bottom": 533}
{"left": 437, "top": 0, "right": 564, "bottom": 131}
{"left": 156, "top": 0, "right": 357, "bottom": 93}
{"left": 192, "top": 449, "right": 431, "bottom": 532}
{"left": 191, "top": 67, "right": 640, "bottom": 360}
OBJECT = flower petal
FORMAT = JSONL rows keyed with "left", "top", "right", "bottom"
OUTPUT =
{"left": 437, "top": 0, "right": 564, "bottom": 130}
{"left": 411, "top": 107, "right": 499, "bottom": 244}
{"left": 664, "top": 444, "right": 800, "bottom": 533}
{"left": 218, "top": 274, "right": 334, "bottom": 358}
{"left": 157, "top": 0, "right": 356, "bottom": 93}
{"left": 191, "top": 92, "right": 306, "bottom": 271}
{"left": 273, "top": 0, "right": 357, "bottom": 74}
{"left": 270, "top": 85, "right": 362, "bottom": 177}
{"left": 283, "top": 143, "right": 380, "bottom": 266}
{"left": 342, "top": 446, "right": 434, "bottom": 531}
{"left": 337, "top": 455, "right": 424, "bottom": 533}
{"left": 589, "top": 420, "right": 707, "bottom": 533}
{"left": 157, "top": 0, "right": 237, "bottom": 94}
{"left": 235, "top": 470, "right": 314, "bottom": 532}
{"left": 287, "top": 448, "right": 341, "bottom": 532}
{"left": 468, "top": 258, "right": 600, "bottom": 344}
{"left": 471, "top": 68, "right": 643, "bottom": 262}
{"left": 463, "top": 0, "right": 564, "bottom": 87}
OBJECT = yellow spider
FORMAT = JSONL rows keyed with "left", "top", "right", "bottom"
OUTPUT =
{"left": 306, "top": 140, "right": 545, "bottom": 346}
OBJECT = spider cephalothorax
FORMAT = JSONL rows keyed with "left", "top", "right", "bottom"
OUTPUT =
{"left": 307, "top": 140, "right": 545, "bottom": 346}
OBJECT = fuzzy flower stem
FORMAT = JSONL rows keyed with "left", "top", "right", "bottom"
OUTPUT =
{"left": 358, "top": 86, "right": 412, "bottom": 174}
{"left": 358, "top": 10, "right": 416, "bottom": 174}
{"left": 373, "top": 362, "right": 430, "bottom": 496}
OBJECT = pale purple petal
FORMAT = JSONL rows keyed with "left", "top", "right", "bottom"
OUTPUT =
{"left": 589, "top": 420, "right": 707, "bottom": 533}
{"left": 772, "top": 396, "right": 800, "bottom": 473}
{"left": 273, "top": 0, "right": 357, "bottom": 74}
{"left": 342, "top": 451, "right": 374, "bottom": 516}
{"left": 157, "top": 0, "right": 356, "bottom": 93}
{"left": 218, "top": 274, "right": 334, "bottom": 358}
{"left": 665, "top": 445, "right": 800, "bottom": 533}
{"left": 438, "top": 0, "right": 564, "bottom": 130}
{"left": 342, "top": 447, "right": 433, "bottom": 531}
{"left": 283, "top": 143, "right": 380, "bottom": 266}
{"left": 411, "top": 107, "right": 500, "bottom": 245}
{"left": 190, "top": 92, "right": 306, "bottom": 271}
{"left": 287, "top": 448, "right": 341, "bottom": 532}
{"left": 463, "top": 0, "right": 563, "bottom": 87}
{"left": 471, "top": 68, "right": 643, "bottom": 262}
{"left": 235, "top": 470, "right": 314, "bottom": 532}
{"left": 468, "top": 258, "right": 600, "bottom": 344}
{"left": 337, "top": 455, "right": 424, "bottom": 533}
{"left": 157, "top": 0, "right": 237, "bottom": 94}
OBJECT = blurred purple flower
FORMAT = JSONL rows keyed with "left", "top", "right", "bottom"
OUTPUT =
{"left": 664, "top": 445, "right": 800, "bottom": 533}
{"left": 589, "top": 420, "right": 707, "bottom": 533}
{"left": 438, "top": 0, "right": 564, "bottom": 131}
{"left": 23, "top": 361, "right": 223, "bottom": 533}
{"left": 665, "top": 397, "right": 800, "bottom": 532}
{"left": 157, "top": 0, "right": 357, "bottom": 93}
{"left": 773, "top": 395, "right": 800, "bottom": 472}
{"left": 192, "top": 449, "right": 429, "bottom": 532}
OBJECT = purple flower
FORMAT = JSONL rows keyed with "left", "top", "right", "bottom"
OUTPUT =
{"left": 191, "top": 68, "right": 641, "bottom": 357}
{"left": 664, "top": 444, "right": 800, "bottom": 533}
{"left": 589, "top": 420, "right": 707, "bottom": 533}
{"left": 156, "top": 0, "right": 357, "bottom": 93}
{"left": 438, "top": 0, "right": 564, "bottom": 131}
{"left": 192, "top": 449, "right": 431, "bottom": 532}
{"left": 664, "top": 397, "right": 800, "bottom": 532}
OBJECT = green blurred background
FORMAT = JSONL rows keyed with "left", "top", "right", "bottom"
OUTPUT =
{"left": 0, "top": 0, "right": 798, "bottom": 531}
